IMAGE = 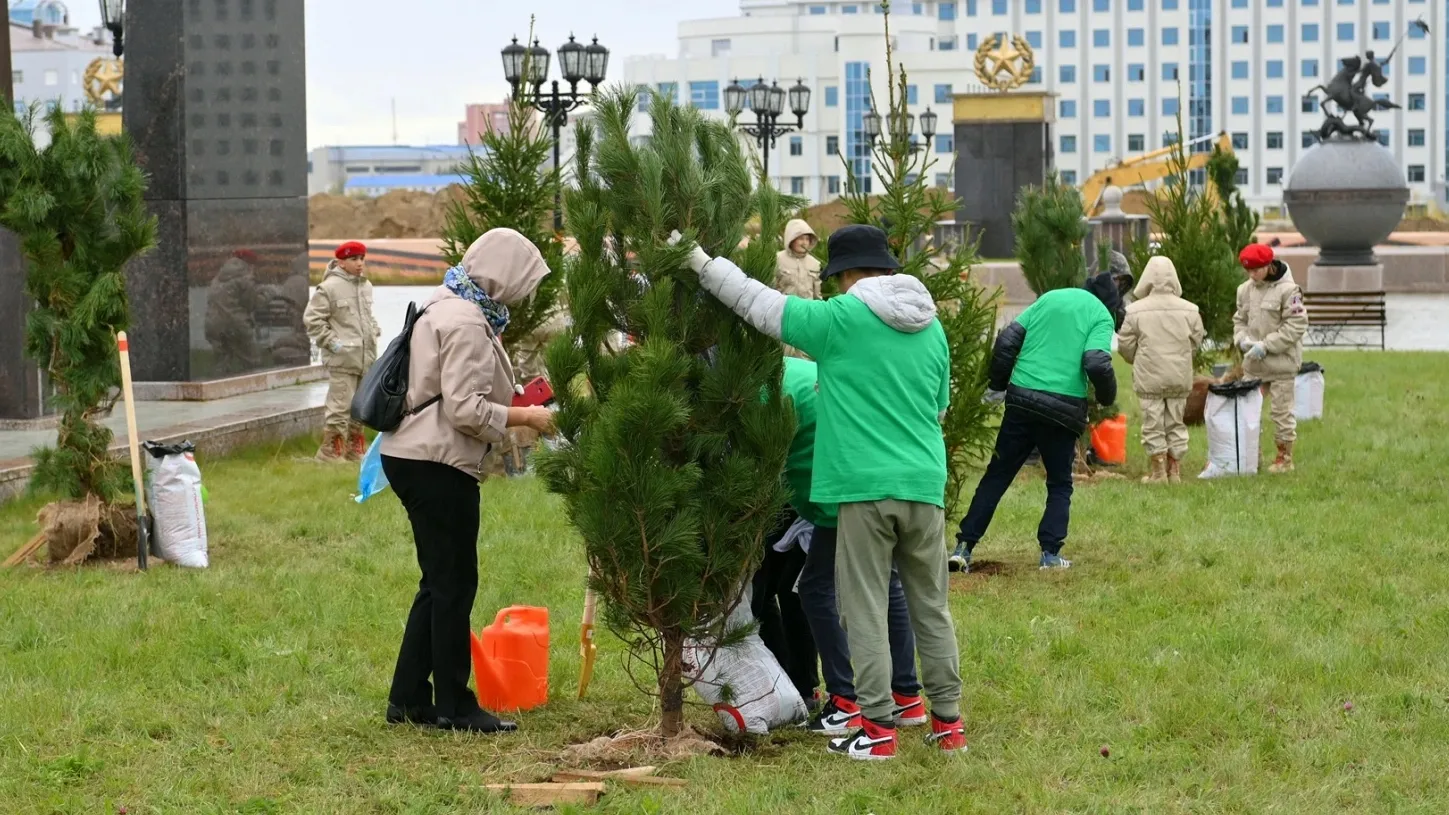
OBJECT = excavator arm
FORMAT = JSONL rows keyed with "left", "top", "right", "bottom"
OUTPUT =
{"left": 1080, "top": 131, "right": 1232, "bottom": 215}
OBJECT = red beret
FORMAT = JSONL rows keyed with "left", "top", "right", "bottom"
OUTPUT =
{"left": 1239, "top": 244, "right": 1274, "bottom": 270}
{"left": 232, "top": 249, "right": 258, "bottom": 263}
{"left": 335, "top": 241, "right": 367, "bottom": 260}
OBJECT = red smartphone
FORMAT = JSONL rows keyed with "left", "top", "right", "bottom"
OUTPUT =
{"left": 511, "top": 377, "right": 555, "bottom": 407}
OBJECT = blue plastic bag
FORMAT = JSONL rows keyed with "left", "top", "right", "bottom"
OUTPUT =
{"left": 355, "top": 433, "right": 390, "bottom": 503}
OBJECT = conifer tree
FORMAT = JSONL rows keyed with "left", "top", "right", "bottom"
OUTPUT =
{"left": 1207, "top": 144, "right": 1261, "bottom": 256}
{"left": 536, "top": 88, "right": 794, "bottom": 737}
{"left": 837, "top": 4, "right": 999, "bottom": 534}
{"left": 1013, "top": 172, "right": 1090, "bottom": 295}
{"left": 0, "top": 107, "right": 156, "bottom": 500}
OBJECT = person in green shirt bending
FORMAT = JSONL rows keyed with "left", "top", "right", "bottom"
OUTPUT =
{"left": 674, "top": 224, "right": 966, "bottom": 761}
{"left": 950, "top": 272, "right": 1123, "bottom": 574}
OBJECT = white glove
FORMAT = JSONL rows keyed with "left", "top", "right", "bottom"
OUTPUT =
{"left": 1238, "top": 338, "right": 1257, "bottom": 353}
{"left": 327, "top": 339, "right": 343, "bottom": 353}
{"left": 667, "top": 230, "right": 713, "bottom": 274}
{"left": 1245, "top": 342, "right": 1267, "bottom": 361}
{"left": 982, "top": 389, "right": 1006, "bottom": 405}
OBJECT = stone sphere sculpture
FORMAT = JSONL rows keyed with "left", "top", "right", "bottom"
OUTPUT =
{"left": 1283, "top": 139, "right": 1408, "bottom": 266}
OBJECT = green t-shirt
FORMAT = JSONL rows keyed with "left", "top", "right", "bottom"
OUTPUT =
{"left": 1010, "top": 288, "right": 1115, "bottom": 398}
{"left": 781, "top": 294, "right": 950, "bottom": 508}
{"left": 780, "top": 357, "right": 837, "bottom": 527}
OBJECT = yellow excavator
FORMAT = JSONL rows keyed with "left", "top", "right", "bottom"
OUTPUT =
{"left": 1079, "top": 131, "right": 1233, "bottom": 216}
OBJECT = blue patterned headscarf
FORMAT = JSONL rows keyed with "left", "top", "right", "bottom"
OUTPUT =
{"left": 444, "top": 264, "right": 510, "bottom": 336}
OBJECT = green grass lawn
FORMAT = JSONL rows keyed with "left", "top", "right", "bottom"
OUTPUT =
{"left": 3, "top": 351, "right": 1449, "bottom": 813}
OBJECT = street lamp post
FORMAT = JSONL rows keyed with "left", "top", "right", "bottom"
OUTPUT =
{"left": 866, "top": 105, "right": 939, "bottom": 153}
{"left": 726, "top": 77, "right": 810, "bottom": 178}
{"left": 1, "top": 6, "right": 12, "bottom": 107}
{"left": 502, "top": 34, "right": 609, "bottom": 232}
{"left": 98, "top": 0, "right": 125, "bottom": 57}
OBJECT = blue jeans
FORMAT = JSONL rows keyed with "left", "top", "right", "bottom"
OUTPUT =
{"left": 797, "top": 524, "right": 922, "bottom": 700}
{"left": 957, "top": 406, "right": 1078, "bottom": 556}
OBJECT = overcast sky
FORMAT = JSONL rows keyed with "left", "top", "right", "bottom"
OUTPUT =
{"left": 62, "top": 0, "right": 739, "bottom": 148}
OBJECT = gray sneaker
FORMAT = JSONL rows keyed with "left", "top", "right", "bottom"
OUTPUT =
{"left": 948, "top": 543, "right": 971, "bottom": 573}
{"left": 1039, "top": 552, "right": 1072, "bottom": 570}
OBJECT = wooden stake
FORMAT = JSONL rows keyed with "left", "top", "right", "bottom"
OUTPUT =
{"left": 577, "top": 585, "right": 598, "bottom": 699}
{"left": 116, "top": 332, "right": 148, "bottom": 570}
{"left": 484, "top": 782, "right": 604, "bottom": 808}
{"left": 552, "top": 769, "right": 686, "bottom": 788}
{"left": 2, "top": 532, "right": 46, "bottom": 568}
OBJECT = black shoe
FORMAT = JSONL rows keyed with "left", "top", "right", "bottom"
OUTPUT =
{"left": 385, "top": 704, "right": 437, "bottom": 726}
{"left": 436, "top": 710, "right": 518, "bottom": 734}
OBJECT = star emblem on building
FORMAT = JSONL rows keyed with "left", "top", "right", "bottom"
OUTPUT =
{"left": 83, "top": 58, "right": 125, "bottom": 106}
{"left": 974, "top": 34, "right": 1036, "bottom": 92}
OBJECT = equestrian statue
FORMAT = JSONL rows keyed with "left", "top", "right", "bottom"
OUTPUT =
{"left": 1306, "top": 17, "right": 1430, "bottom": 142}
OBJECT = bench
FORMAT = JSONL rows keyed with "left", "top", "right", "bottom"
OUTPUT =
{"left": 1301, "top": 291, "right": 1386, "bottom": 350}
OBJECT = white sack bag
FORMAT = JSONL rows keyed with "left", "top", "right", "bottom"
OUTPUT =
{"left": 684, "top": 585, "right": 808, "bottom": 734}
{"left": 1199, "top": 381, "right": 1264, "bottom": 479}
{"left": 143, "top": 441, "right": 209, "bottom": 568}
{"left": 1295, "top": 363, "right": 1325, "bottom": 421}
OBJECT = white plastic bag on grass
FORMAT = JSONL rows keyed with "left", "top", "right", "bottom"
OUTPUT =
{"left": 1295, "top": 362, "right": 1324, "bottom": 421}
{"left": 684, "top": 585, "right": 808, "bottom": 734}
{"left": 1199, "top": 380, "right": 1263, "bottom": 479}
{"left": 143, "top": 441, "right": 209, "bottom": 568}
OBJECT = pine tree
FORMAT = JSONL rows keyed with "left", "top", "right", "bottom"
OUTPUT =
{"left": 1206, "top": 145, "right": 1260, "bottom": 256}
{"left": 1012, "top": 172, "right": 1090, "bottom": 295}
{"left": 536, "top": 87, "right": 794, "bottom": 738}
{"left": 0, "top": 106, "right": 156, "bottom": 501}
{"left": 837, "top": 4, "right": 1000, "bottom": 533}
{"left": 440, "top": 89, "right": 565, "bottom": 358}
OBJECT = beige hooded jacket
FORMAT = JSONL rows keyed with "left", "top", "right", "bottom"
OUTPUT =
{"left": 774, "top": 219, "right": 821, "bottom": 300}
{"left": 1233, "top": 262, "right": 1308, "bottom": 382}
{"left": 1117, "top": 256, "right": 1205, "bottom": 398}
{"left": 381, "top": 229, "right": 552, "bottom": 479}
{"left": 304, "top": 261, "right": 381, "bottom": 373}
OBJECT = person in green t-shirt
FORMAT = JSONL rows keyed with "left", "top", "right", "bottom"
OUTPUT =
{"left": 673, "top": 224, "right": 966, "bottom": 761}
{"left": 950, "top": 272, "right": 1122, "bottom": 574}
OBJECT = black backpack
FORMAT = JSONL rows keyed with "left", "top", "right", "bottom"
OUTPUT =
{"left": 350, "top": 302, "right": 441, "bottom": 432}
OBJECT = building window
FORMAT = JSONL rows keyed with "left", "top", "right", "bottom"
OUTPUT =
{"left": 1162, "top": 0, "right": 1178, "bottom": 8}
{"left": 1128, "top": 64, "right": 1144, "bottom": 81}
{"left": 43, "top": 70, "right": 59, "bottom": 86}
{"left": 1060, "top": 0, "right": 1075, "bottom": 10}
{"left": 993, "top": 0, "right": 1008, "bottom": 12}
{"left": 1060, "top": 170, "right": 1078, "bottom": 185}
{"left": 1162, "top": 28, "right": 1178, "bottom": 45}
{"left": 1026, "top": 0, "right": 1043, "bottom": 11}
{"left": 1060, "top": 99, "right": 1077, "bottom": 117}
{"left": 1375, "top": 130, "right": 1389, "bottom": 146}
{"left": 1129, "top": 0, "right": 1143, "bottom": 8}
{"left": 1336, "top": 23, "right": 1354, "bottom": 42}
{"left": 1232, "top": 97, "right": 1249, "bottom": 115}
{"left": 843, "top": 4, "right": 859, "bottom": 12}
{"left": 1408, "top": 129, "right": 1426, "bottom": 146}
{"left": 1127, "top": 28, "right": 1144, "bottom": 46}
{"left": 936, "top": 134, "right": 954, "bottom": 153}
{"left": 1061, "top": 134, "right": 1078, "bottom": 153}
{"left": 689, "top": 81, "right": 720, "bottom": 109}
{"left": 825, "top": 136, "right": 839, "bottom": 155}
{"left": 967, "top": 33, "right": 979, "bottom": 50}
{"left": 1128, "top": 98, "right": 1145, "bottom": 116}
{"left": 1232, "top": 26, "right": 1248, "bottom": 43}
{"left": 711, "top": 39, "right": 732, "bottom": 57}
{"left": 828, "top": 175, "right": 841, "bottom": 194}
{"left": 1408, "top": 93, "right": 1426, "bottom": 111}
{"left": 1302, "top": 59, "right": 1319, "bottom": 78}
{"left": 1060, "top": 30, "right": 1076, "bottom": 48}
{"left": 1128, "top": 134, "right": 1145, "bottom": 151}
{"left": 1231, "top": 133, "right": 1249, "bottom": 150}
{"left": 791, "top": 177, "right": 805, "bottom": 195}
{"left": 1094, "top": 29, "right": 1110, "bottom": 47}
{"left": 656, "top": 82, "right": 678, "bottom": 103}
{"left": 1060, "top": 65, "right": 1077, "bottom": 83}
{"left": 1372, "top": 21, "right": 1390, "bottom": 40}
{"left": 1163, "top": 98, "right": 1179, "bottom": 115}
{"left": 1267, "top": 0, "right": 1282, "bottom": 5}
{"left": 1302, "top": 131, "right": 1316, "bottom": 148}
{"left": 1301, "top": 95, "right": 1317, "bottom": 113}
{"left": 1094, "top": 100, "right": 1111, "bottom": 117}
{"left": 1093, "top": 0, "right": 1109, "bottom": 9}
{"left": 1266, "top": 96, "right": 1284, "bottom": 114}
{"left": 1232, "top": 168, "right": 1247, "bottom": 185}
{"left": 1302, "top": 24, "right": 1319, "bottom": 42}
{"left": 1093, "top": 65, "right": 1111, "bottom": 82}
{"left": 1027, "top": 31, "right": 1043, "bottom": 49}
{"left": 935, "top": 172, "right": 954, "bottom": 188}
{"left": 789, "top": 137, "right": 804, "bottom": 156}
{"left": 809, "top": 5, "right": 827, "bottom": 13}
{"left": 939, "top": 1, "right": 957, "bottom": 19}
{"left": 1267, "top": 24, "right": 1284, "bottom": 43}
{"left": 939, "top": 36, "right": 958, "bottom": 50}
{"left": 902, "top": 84, "right": 917, "bottom": 105}
{"left": 1231, "top": 61, "right": 1249, "bottom": 80}
{"left": 12, "top": 70, "right": 22, "bottom": 83}
{"left": 1408, "top": 165, "right": 1426, "bottom": 183}
{"left": 1162, "top": 62, "right": 1179, "bottom": 80}
{"left": 1232, "top": 0, "right": 1246, "bottom": 6}
{"left": 935, "top": 83, "right": 953, "bottom": 103}
{"left": 1409, "top": 19, "right": 1427, "bottom": 38}
{"left": 1094, "top": 134, "right": 1111, "bottom": 153}
{"left": 1263, "top": 168, "right": 1280, "bottom": 186}
{"left": 1266, "top": 61, "right": 1284, "bottom": 79}
{"left": 1408, "top": 57, "right": 1427, "bottom": 76}
{"left": 1266, "top": 132, "right": 1284, "bottom": 149}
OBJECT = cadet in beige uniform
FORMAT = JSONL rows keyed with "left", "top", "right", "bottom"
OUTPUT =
{"left": 1233, "top": 244, "right": 1308, "bottom": 473}
{"left": 304, "top": 241, "right": 381, "bottom": 462}
{"left": 774, "top": 218, "right": 821, "bottom": 359}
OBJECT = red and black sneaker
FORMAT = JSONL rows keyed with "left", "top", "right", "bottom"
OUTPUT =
{"left": 926, "top": 713, "right": 968, "bottom": 754}
{"left": 804, "top": 694, "right": 861, "bottom": 735}
{"left": 828, "top": 718, "right": 898, "bottom": 761}
{"left": 892, "top": 692, "right": 928, "bottom": 727}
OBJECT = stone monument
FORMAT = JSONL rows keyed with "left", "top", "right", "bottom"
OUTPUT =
{"left": 1285, "top": 20, "right": 1423, "bottom": 292}
{"left": 1083, "top": 185, "right": 1150, "bottom": 270}
{"left": 122, "top": 0, "right": 310, "bottom": 383}
{"left": 953, "top": 33, "right": 1054, "bottom": 260}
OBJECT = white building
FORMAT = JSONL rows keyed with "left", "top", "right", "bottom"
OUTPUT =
{"left": 622, "top": 0, "right": 1445, "bottom": 212}
{"left": 306, "top": 144, "right": 478, "bottom": 196}
{"left": 8, "top": 1, "right": 114, "bottom": 116}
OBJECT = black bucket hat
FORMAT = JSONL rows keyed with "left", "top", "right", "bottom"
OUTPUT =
{"left": 821, "top": 224, "right": 902, "bottom": 279}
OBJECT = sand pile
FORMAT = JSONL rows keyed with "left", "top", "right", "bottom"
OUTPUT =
{"left": 309, "top": 187, "right": 465, "bottom": 240}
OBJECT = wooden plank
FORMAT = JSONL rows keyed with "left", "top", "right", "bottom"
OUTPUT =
{"left": 3, "top": 532, "right": 46, "bottom": 568}
{"left": 484, "top": 782, "right": 605, "bottom": 808}
{"left": 552, "top": 769, "right": 687, "bottom": 788}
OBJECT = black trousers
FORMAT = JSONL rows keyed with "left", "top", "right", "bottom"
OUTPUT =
{"left": 957, "top": 406, "right": 1078, "bottom": 556}
{"left": 382, "top": 455, "right": 483, "bottom": 719}
{"left": 751, "top": 519, "right": 819, "bottom": 702}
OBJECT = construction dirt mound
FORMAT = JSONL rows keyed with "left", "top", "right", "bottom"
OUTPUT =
{"left": 309, "top": 187, "right": 465, "bottom": 240}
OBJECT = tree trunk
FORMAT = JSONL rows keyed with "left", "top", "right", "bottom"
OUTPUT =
{"left": 658, "top": 629, "right": 686, "bottom": 738}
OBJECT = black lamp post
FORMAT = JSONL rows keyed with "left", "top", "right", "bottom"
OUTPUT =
{"left": 98, "top": 0, "right": 125, "bottom": 57}
{"left": 502, "top": 33, "right": 609, "bottom": 232}
{"left": 866, "top": 105, "right": 938, "bottom": 153}
{"left": 726, "top": 77, "right": 810, "bottom": 177}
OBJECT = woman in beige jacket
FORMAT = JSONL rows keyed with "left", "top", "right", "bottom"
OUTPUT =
{"left": 1117, "top": 256, "right": 1205, "bottom": 484}
{"left": 379, "top": 228, "right": 555, "bottom": 733}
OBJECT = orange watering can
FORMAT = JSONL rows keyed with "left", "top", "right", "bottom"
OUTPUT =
{"left": 1090, "top": 414, "right": 1128, "bottom": 465}
{"left": 470, "top": 606, "right": 550, "bottom": 713}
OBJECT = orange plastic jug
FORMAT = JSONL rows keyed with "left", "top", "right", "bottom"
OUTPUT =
{"left": 471, "top": 606, "right": 550, "bottom": 712}
{"left": 1090, "top": 414, "right": 1128, "bottom": 465}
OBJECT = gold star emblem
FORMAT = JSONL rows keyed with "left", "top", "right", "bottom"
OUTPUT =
{"left": 974, "top": 34, "right": 1036, "bottom": 92}
{"left": 83, "top": 58, "right": 124, "bottom": 106}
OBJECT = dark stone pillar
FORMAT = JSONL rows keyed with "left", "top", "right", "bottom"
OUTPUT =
{"left": 122, "top": 0, "right": 310, "bottom": 382}
{"left": 953, "top": 92, "right": 1055, "bottom": 261}
{"left": 0, "top": 228, "right": 51, "bottom": 420}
